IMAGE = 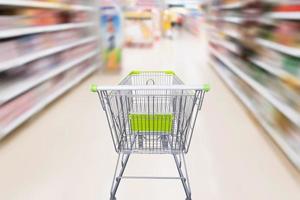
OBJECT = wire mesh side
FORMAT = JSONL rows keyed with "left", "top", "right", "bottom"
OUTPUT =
{"left": 98, "top": 89, "right": 205, "bottom": 154}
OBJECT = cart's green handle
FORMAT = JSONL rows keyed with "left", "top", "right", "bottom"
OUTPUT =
{"left": 203, "top": 84, "right": 211, "bottom": 92}
{"left": 129, "top": 70, "right": 175, "bottom": 75}
{"left": 91, "top": 84, "right": 211, "bottom": 92}
{"left": 90, "top": 84, "right": 98, "bottom": 92}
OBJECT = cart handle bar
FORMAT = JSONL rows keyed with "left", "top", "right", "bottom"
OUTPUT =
{"left": 90, "top": 84, "right": 211, "bottom": 92}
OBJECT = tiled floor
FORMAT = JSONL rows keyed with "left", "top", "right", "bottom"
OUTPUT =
{"left": 0, "top": 31, "right": 300, "bottom": 200}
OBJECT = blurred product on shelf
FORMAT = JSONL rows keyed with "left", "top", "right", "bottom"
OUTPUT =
{"left": 211, "top": 57, "right": 300, "bottom": 156}
{"left": 0, "top": 29, "right": 88, "bottom": 63}
{"left": 222, "top": 0, "right": 240, "bottom": 4}
{"left": 0, "top": 41, "right": 97, "bottom": 108}
{"left": 163, "top": 6, "right": 197, "bottom": 39}
{"left": 273, "top": 4, "right": 300, "bottom": 12}
{"left": 100, "top": 6, "right": 122, "bottom": 72}
{"left": 252, "top": 47, "right": 300, "bottom": 80}
{"left": 124, "top": 10, "right": 155, "bottom": 47}
{"left": 205, "top": 1, "right": 300, "bottom": 169}
{"left": 162, "top": 10, "right": 172, "bottom": 38}
{"left": 183, "top": 8, "right": 202, "bottom": 36}
{"left": 0, "top": 8, "right": 90, "bottom": 30}
{"left": 0, "top": 0, "right": 100, "bottom": 138}
{"left": 258, "top": 21, "right": 300, "bottom": 48}
{"left": 0, "top": 57, "right": 96, "bottom": 132}
{"left": 151, "top": 8, "right": 161, "bottom": 41}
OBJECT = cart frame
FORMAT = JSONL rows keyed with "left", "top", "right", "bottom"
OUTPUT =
{"left": 91, "top": 71, "right": 210, "bottom": 200}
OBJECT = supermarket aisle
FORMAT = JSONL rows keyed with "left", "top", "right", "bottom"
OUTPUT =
{"left": 0, "top": 32, "right": 300, "bottom": 200}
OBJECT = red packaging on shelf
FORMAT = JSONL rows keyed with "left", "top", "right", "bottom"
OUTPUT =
{"left": 273, "top": 5, "right": 300, "bottom": 12}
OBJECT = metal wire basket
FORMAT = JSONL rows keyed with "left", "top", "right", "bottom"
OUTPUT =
{"left": 91, "top": 70, "right": 210, "bottom": 200}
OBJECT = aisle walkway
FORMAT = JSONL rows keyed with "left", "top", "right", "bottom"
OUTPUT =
{"left": 0, "top": 32, "right": 300, "bottom": 200}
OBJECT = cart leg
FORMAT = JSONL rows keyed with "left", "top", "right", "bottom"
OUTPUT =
{"left": 173, "top": 153, "right": 192, "bottom": 200}
{"left": 110, "top": 153, "right": 131, "bottom": 200}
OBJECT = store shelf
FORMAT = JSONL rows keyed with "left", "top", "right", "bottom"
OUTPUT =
{"left": 250, "top": 58, "right": 287, "bottom": 77}
{"left": 206, "top": 24, "right": 241, "bottom": 40}
{"left": 223, "top": 16, "right": 243, "bottom": 24}
{"left": 256, "top": 38, "right": 300, "bottom": 58}
{"left": 0, "top": 50, "right": 98, "bottom": 105}
{"left": 268, "top": 12, "right": 300, "bottom": 20}
{"left": 251, "top": 58, "right": 300, "bottom": 91}
{"left": 207, "top": 16, "right": 218, "bottom": 21}
{"left": 210, "top": 60, "right": 300, "bottom": 169}
{"left": 220, "top": 2, "right": 245, "bottom": 9}
{"left": 210, "top": 47, "right": 300, "bottom": 126}
{"left": 71, "top": 4, "right": 97, "bottom": 12}
{"left": 209, "top": 38, "right": 240, "bottom": 54}
{"left": 0, "top": 64, "right": 98, "bottom": 138}
{"left": 223, "top": 29, "right": 241, "bottom": 40}
{"left": 0, "top": 22, "right": 93, "bottom": 39}
{"left": 207, "top": 16, "right": 243, "bottom": 24}
{"left": 0, "top": 36, "right": 97, "bottom": 72}
{"left": 211, "top": 1, "right": 244, "bottom": 10}
{"left": 0, "top": 0, "right": 96, "bottom": 11}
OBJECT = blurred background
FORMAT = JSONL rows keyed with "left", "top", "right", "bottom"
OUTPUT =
{"left": 0, "top": 0, "right": 300, "bottom": 199}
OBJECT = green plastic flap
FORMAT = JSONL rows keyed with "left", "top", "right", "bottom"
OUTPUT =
{"left": 129, "top": 114, "right": 174, "bottom": 132}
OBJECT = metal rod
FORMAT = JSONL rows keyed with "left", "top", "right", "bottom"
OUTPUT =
{"left": 110, "top": 153, "right": 131, "bottom": 198}
{"left": 173, "top": 153, "right": 192, "bottom": 199}
{"left": 120, "top": 176, "right": 185, "bottom": 180}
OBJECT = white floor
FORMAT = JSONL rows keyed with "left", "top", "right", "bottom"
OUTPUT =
{"left": 0, "top": 31, "right": 300, "bottom": 200}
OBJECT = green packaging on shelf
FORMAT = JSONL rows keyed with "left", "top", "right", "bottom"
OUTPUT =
{"left": 250, "top": 64, "right": 266, "bottom": 83}
{"left": 259, "top": 28, "right": 274, "bottom": 40}
{"left": 283, "top": 56, "right": 300, "bottom": 76}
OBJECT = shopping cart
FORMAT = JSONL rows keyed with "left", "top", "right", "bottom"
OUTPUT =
{"left": 91, "top": 71, "right": 210, "bottom": 200}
